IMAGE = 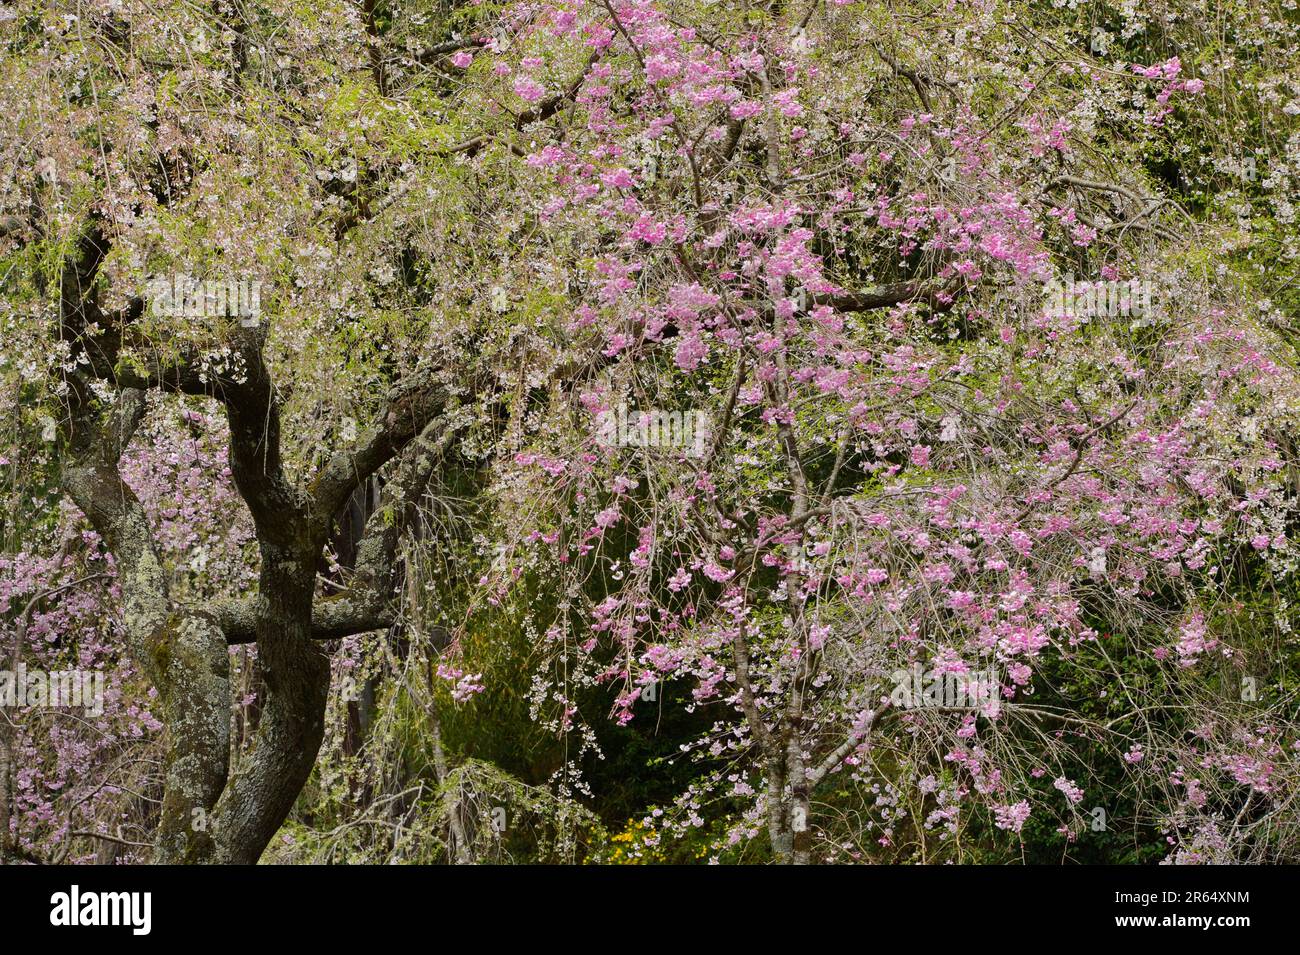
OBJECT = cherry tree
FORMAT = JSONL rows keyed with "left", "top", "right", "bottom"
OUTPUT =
{"left": 479, "top": 0, "right": 1300, "bottom": 862}
{"left": 0, "top": 0, "right": 515, "bottom": 863}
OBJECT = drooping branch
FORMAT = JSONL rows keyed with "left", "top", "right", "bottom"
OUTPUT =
{"left": 446, "top": 52, "right": 599, "bottom": 158}
{"left": 515, "top": 52, "right": 599, "bottom": 127}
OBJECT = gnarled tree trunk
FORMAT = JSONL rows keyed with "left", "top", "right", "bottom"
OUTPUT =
{"left": 55, "top": 223, "right": 458, "bottom": 864}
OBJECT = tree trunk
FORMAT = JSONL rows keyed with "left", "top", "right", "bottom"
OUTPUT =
{"left": 210, "top": 546, "right": 329, "bottom": 864}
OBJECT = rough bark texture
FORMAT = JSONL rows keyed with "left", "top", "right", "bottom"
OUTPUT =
{"left": 209, "top": 546, "right": 327, "bottom": 864}
{"left": 60, "top": 388, "right": 233, "bottom": 863}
